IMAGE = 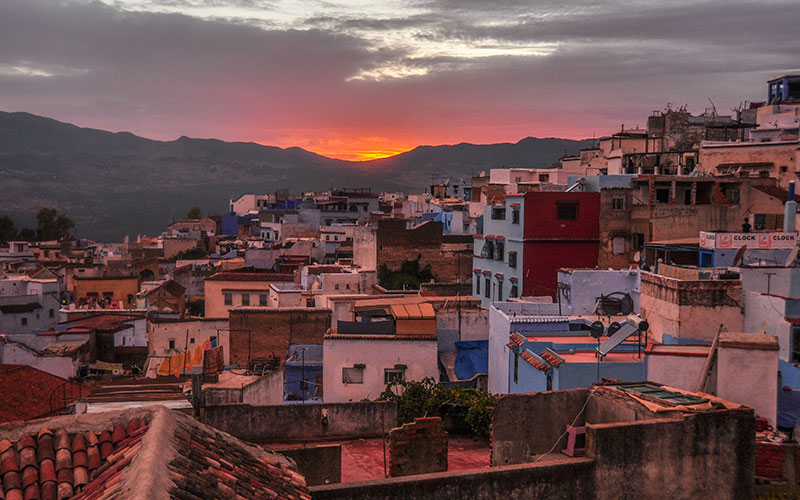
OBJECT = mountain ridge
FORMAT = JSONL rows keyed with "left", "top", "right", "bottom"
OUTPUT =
{"left": 0, "top": 110, "right": 593, "bottom": 241}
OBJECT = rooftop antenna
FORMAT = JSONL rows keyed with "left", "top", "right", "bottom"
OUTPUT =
{"left": 707, "top": 98, "right": 718, "bottom": 117}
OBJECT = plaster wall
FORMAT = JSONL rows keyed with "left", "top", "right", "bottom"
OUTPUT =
{"left": 717, "top": 342, "right": 778, "bottom": 425}
{"left": 323, "top": 338, "right": 438, "bottom": 403}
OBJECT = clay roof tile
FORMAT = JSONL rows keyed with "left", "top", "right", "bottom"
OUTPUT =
{"left": 4, "top": 469, "right": 22, "bottom": 491}
{"left": 6, "top": 488, "right": 23, "bottom": 500}
{"left": 54, "top": 449, "right": 71, "bottom": 472}
{"left": 71, "top": 435, "right": 85, "bottom": 454}
{"left": 126, "top": 420, "right": 140, "bottom": 435}
{"left": 56, "top": 482, "right": 73, "bottom": 499}
{"left": 0, "top": 440, "right": 13, "bottom": 455}
{"left": 16, "top": 436, "right": 35, "bottom": 451}
{"left": 56, "top": 467, "right": 73, "bottom": 485}
{"left": 39, "top": 461, "right": 56, "bottom": 483}
{"left": 19, "top": 447, "right": 36, "bottom": 471}
{"left": 111, "top": 425, "right": 127, "bottom": 444}
{"left": 40, "top": 481, "right": 56, "bottom": 500}
{"left": 22, "top": 483, "right": 40, "bottom": 500}
{"left": 1, "top": 448, "right": 19, "bottom": 475}
{"left": 36, "top": 435, "right": 54, "bottom": 464}
{"left": 21, "top": 466, "right": 38, "bottom": 488}
{"left": 52, "top": 431, "right": 69, "bottom": 452}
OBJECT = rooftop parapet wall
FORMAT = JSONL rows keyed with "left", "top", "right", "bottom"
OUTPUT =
{"left": 640, "top": 271, "right": 744, "bottom": 342}
{"left": 201, "top": 401, "right": 397, "bottom": 443}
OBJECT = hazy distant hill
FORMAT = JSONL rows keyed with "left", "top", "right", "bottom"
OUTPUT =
{"left": 0, "top": 111, "right": 591, "bottom": 241}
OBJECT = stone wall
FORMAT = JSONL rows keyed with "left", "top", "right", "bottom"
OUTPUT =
{"left": 389, "top": 417, "right": 447, "bottom": 477}
{"left": 201, "top": 401, "right": 397, "bottom": 442}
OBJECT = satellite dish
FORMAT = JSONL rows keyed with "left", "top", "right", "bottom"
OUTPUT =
{"left": 638, "top": 320, "right": 649, "bottom": 332}
{"left": 607, "top": 322, "right": 621, "bottom": 336}
{"left": 590, "top": 321, "right": 605, "bottom": 339}
{"left": 633, "top": 251, "right": 641, "bottom": 263}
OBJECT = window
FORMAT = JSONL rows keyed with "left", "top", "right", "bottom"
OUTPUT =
{"left": 539, "top": 174, "right": 549, "bottom": 183}
{"left": 210, "top": 336, "right": 217, "bottom": 344}
{"left": 792, "top": 327, "right": 800, "bottom": 362}
{"left": 498, "top": 281, "right": 503, "bottom": 301}
{"left": 512, "top": 209, "right": 520, "bottom": 224}
{"left": 190, "top": 338, "right": 195, "bottom": 344}
{"left": 102, "top": 291, "right": 113, "bottom": 297}
{"left": 224, "top": 293, "right": 232, "bottom": 306}
{"left": 655, "top": 188, "right": 670, "bottom": 203}
{"left": 343, "top": 365, "right": 365, "bottom": 384}
{"left": 724, "top": 188, "right": 740, "bottom": 205}
{"left": 21, "top": 317, "right": 27, "bottom": 326}
{"left": 241, "top": 293, "right": 250, "bottom": 306}
{"left": 485, "top": 278, "right": 490, "bottom": 298}
{"left": 49, "top": 309, "right": 54, "bottom": 318}
{"left": 480, "top": 240, "right": 495, "bottom": 259}
{"left": 334, "top": 284, "right": 340, "bottom": 290}
{"left": 556, "top": 202, "right": 578, "bottom": 220}
{"left": 87, "top": 292, "right": 98, "bottom": 298}
{"left": 491, "top": 207, "right": 506, "bottom": 220}
{"left": 306, "top": 298, "right": 315, "bottom": 307}
{"left": 781, "top": 166, "right": 789, "bottom": 173}
{"left": 168, "top": 339, "right": 176, "bottom": 349}
{"left": 612, "top": 196, "right": 626, "bottom": 211}
{"left": 475, "top": 278, "right": 481, "bottom": 295}
{"left": 384, "top": 367, "right": 406, "bottom": 384}
{"left": 495, "top": 241, "right": 504, "bottom": 261}
{"left": 259, "top": 294, "right": 268, "bottom": 306}
{"left": 633, "top": 233, "right": 645, "bottom": 250}
{"left": 612, "top": 237, "right": 626, "bottom": 255}
{"left": 510, "top": 285, "right": 519, "bottom": 298}
{"left": 508, "top": 252, "right": 517, "bottom": 269}
{"left": 513, "top": 353, "right": 519, "bottom": 384}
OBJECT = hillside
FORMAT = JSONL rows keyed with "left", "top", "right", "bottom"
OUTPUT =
{"left": 0, "top": 111, "right": 591, "bottom": 241}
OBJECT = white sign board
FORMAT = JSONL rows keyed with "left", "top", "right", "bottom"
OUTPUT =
{"left": 699, "top": 231, "right": 796, "bottom": 250}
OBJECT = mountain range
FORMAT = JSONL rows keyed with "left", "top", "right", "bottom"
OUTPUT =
{"left": 0, "top": 111, "right": 592, "bottom": 241}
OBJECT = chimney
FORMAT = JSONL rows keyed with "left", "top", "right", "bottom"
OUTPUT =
{"left": 784, "top": 181, "right": 797, "bottom": 233}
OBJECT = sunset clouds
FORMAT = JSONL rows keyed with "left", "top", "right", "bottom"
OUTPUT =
{"left": 1, "top": 0, "right": 798, "bottom": 160}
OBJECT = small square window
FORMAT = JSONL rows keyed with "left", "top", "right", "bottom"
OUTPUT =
{"left": 612, "top": 196, "right": 626, "bottom": 211}
{"left": 512, "top": 209, "right": 520, "bottom": 224}
{"left": 259, "top": 294, "right": 268, "bottom": 306}
{"left": 241, "top": 293, "right": 250, "bottom": 306}
{"left": 306, "top": 298, "right": 315, "bottom": 307}
{"left": 224, "top": 293, "right": 232, "bottom": 306}
{"left": 190, "top": 338, "right": 195, "bottom": 344}
{"left": 384, "top": 368, "right": 405, "bottom": 384}
{"left": 169, "top": 339, "right": 176, "bottom": 349}
{"left": 21, "top": 317, "right": 27, "bottom": 326}
{"left": 343, "top": 366, "right": 364, "bottom": 384}
{"left": 491, "top": 207, "right": 506, "bottom": 220}
{"left": 557, "top": 202, "right": 579, "bottom": 220}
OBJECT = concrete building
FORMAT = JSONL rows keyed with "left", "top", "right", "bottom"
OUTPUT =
{"left": 145, "top": 317, "right": 229, "bottom": 377}
{"left": 473, "top": 191, "right": 600, "bottom": 306}
{"left": 640, "top": 270, "right": 743, "bottom": 343}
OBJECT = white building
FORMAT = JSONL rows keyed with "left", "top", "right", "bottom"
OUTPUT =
{"left": 0, "top": 276, "right": 61, "bottom": 334}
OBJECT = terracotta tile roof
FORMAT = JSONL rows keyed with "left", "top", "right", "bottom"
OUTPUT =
{"left": 540, "top": 349, "right": 565, "bottom": 368}
{"left": 0, "top": 407, "right": 309, "bottom": 500}
{"left": 509, "top": 333, "right": 526, "bottom": 346}
{"left": 519, "top": 349, "right": 550, "bottom": 371}
{"left": 62, "top": 315, "right": 143, "bottom": 331}
{"left": 506, "top": 342, "right": 516, "bottom": 349}
{"left": 0, "top": 365, "right": 90, "bottom": 424}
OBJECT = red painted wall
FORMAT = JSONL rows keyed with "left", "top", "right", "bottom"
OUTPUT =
{"left": 520, "top": 192, "right": 600, "bottom": 297}
{"left": 523, "top": 192, "right": 600, "bottom": 239}
{"left": 522, "top": 242, "right": 599, "bottom": 297}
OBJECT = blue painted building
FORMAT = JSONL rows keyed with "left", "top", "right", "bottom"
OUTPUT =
{"left": 284, "top": 344, "right": 323, "bottom": 402}
{"left": 489, "top": 301, "right": 645, "bottom": 394}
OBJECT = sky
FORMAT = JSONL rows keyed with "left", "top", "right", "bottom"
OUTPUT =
{"left": 1, "top": 0, "right": 798, "bottom": 161}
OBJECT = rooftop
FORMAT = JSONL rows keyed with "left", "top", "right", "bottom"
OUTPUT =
{"left": 0, "top": 365, "right": 90, "bottom": 424}
{"left": 0, "top": 406, "right": 309, "bottom": 500}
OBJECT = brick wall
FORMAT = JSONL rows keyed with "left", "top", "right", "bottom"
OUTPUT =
{"left": 228, "top": 308, "right": 330, "bottom": 366}
{"left": 756, "top": 442, "right": 786, "bottom": 479}
{"left": 389, "top": 417, "right": 448, "bottom": 477}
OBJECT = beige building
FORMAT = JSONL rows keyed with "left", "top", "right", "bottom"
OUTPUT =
{"left": 204, "top": 271, "right": 295, "bottom": 318}
{"left": 698, "top": 140, "right": 799, "bottom": 189}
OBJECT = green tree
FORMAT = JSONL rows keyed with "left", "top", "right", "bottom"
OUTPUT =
{"left": 36, "top": 208, "right": 74, "bottom": 241}
{"left": 377, "top": 254, "right": 435, "bottom": 290}
{"left": 377, "top": 377, "right": 498, "bottom": 437}
{"left": 0, "top": 216, "right": 16, "bottom": 245}
{"left": 186, "top": 206, "right": 203, "bottom": 219}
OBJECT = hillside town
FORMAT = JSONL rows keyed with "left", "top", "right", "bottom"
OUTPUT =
{"left": 1, "top": 74, "right": 800, "bottom": 499}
